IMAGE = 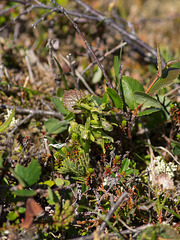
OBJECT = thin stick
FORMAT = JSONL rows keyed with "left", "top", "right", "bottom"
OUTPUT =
{"left": 0, "top": 104, "right": 63, "bottom": 119}
{"left": 99, "top": 191, "right": 129, "bottom": 234}
{"left": 10, "top": 113, "right": 34, "bottom": 134}
{"left": 25, "top": 55, "right": 35, "bottom": 84}
{"left": 81, "top": 42, "right": 127, "bottom": 76}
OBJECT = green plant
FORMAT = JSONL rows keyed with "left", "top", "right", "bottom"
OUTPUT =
{"left": 10, "top": 159, "right": 41, "bottom": 196}
{"left": 137, "top": 223, "right": 180, "bottom": 240}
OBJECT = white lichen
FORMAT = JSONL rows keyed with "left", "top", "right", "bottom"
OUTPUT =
{"left": 4, "top": 109, "right": 19, "bottom": 128}
{"left": 148, "top": 155, "right": 177, "bottom": 182}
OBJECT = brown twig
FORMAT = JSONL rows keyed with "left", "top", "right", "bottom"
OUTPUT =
{"left": 10, "top": 113, "right": 34, "bottom": 134}
{"left": 2, "top": 0, "right": 165, "bottom": 67}
{"left": 73, "top": 0, "right": 166, "bottom": 67}
{"left": 98, "top": 191, "right": 129, "bottom": 234}
{"left": 0, "top": 104, "right": 63, "bottom": 119}
{"left": 81, "top": 42, "right": 127, "bottom": 76}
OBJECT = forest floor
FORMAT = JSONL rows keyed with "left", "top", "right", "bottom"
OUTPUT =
{"left": 0, "top": 0, "right": 180, "bottom": 239}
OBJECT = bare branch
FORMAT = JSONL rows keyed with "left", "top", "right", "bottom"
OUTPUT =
{"left": 73, "top": 0, "right": 166, "bottom": 67}
{"left": 0, "top": 104, "right": 63, "bottom": 119}
{"left": 50, "top": 0, "right": 113, "bottom": 88}
{"left": 99, "top": 191, "right": 129, "bottom": 234}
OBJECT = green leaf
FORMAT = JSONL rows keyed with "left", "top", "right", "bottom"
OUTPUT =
{"left": 64, "top": 180, "right": 70, "bottom": 186}
{"left": 43, "top": 180, "right": 55, "bottom": 187}
{"left": 14, "top": 159, "right": 41, "bottom": 187}
{"left": 125, "top": 168, "right": 134, "bottom": 175}
{"left": 122, "top": 76, "right": 144, "bottom": 110}
{"left": 102, "top": 92, "right": 110, "bottom": 104}
{"left": 44, "top": 118, "right": 69, "bottom": 134}
{"left": 7, "top": 211, "right": 18, "bottom": 221}
{"left": 10, "top": 168, "right": 26, "bottom": 187}
{"left": 65, "top": 112, "right": 74, "bottom": 120}
{"left": 12, "top": 189, "right": 36, "bottom": 197}
{"left": 92, "top": 67, "right": 102, "bottom": 84}
{"left": 138, "top": 108, "right": 161, "bottom": 116}
{"left": 55, "top": 178, "right": 64, "bottom": 186}
{"left": 102, "top": 120, "right": 113, "bottom": 131}
{"left": 80, "top": 103, "right": 92, "bottom": 111}
{"left": 114, "top": 56, "right": 120, "bottom": 81}
{"left": 121, "top": 158, "right": 130, "bottom": 172}
{"left": 48, "top": 122, "right": 68, "bottom": 134}
{"left": 107, "top": 88, "right": 123, "bottom": 109}
{"left": 0, "top": 108, "right": 15, "bottom": 133}
{"left": 149, "top": 68, "right": 180, "bottom": 94}
{"left": 170, "top": 139, "right": 180, "bottom": 155}
{"left": 92, "top": 95, "right": 102, "bottom": 105}
{"left": 134, "top": 91, "right": 162, "bottom": 108}
{"left": 172, "top": 145, "right": 180, "bottom": 155}
{"left": 47, "top": 187, "right": 59, "bottom": 205}
{"left": 18, "top": 207, "right": 26, "bottom": 214}
{"left": 45, "top": 118, "right": 59, "bottom": 132}
{"left": 52, "top": 97, "right": 69, "bottom": 114}
{"left": 170, "top": 139, "right": 180, "bottom": 147}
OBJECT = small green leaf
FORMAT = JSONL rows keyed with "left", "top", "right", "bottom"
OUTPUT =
{"left": 121, "top": 158, "right": 130, "bottom": 172}
{"left": 134, "top": 91, "right": 162, "bottom": 108}
{"left": 10, "top": 168, "right": 26, "bottom": 187}
{"left": 92, "top": 67, "right": 102, "bottom": 84}
{"left": 63, "top": 180, "right": 70, "bottom": 186}
{"left": 14, "top": 159, "right": 41, "bottom": 187}
{"left": 12, "top": 189, "right": 36, "bottom": 197}
{"left": 55, "top": 178, "right": 64, "bottom": 186}
{"left": 45, "top": 118, "right": 60, "bottom": 132}
{"left": 107, "top": 88, "right": 123, "bottom": 109}
{"left": 47, "top": 187, "right": 60, "bottom": 205}
{"left": 102, "top": 92, "right": 110, "bottom": 104}
{"left": 47, "top": 187, "right": 56, "bottom": 205}
{"left": 92, "top": 95, "right": 102, "bottom": 105}
{"left": 172, "top": 145, "right": 180, "bottom": 155}
{"left": 122, "top": 76, "right": 144, "bottom": 110}
{"left": 80, "top": 103, "right": 92, "bottom": 111}
{"left": 7, "top": 211, "right": 18, "bottom": 221}
{"left": 43, "top": 180, "right": 55, "bottom": 187}
{"left": 52, "top": 97, "right": 69, "bottom": 114}
{"left": 170, "top": 139, "right": 180, "bottom": 155}
{"left": 44, "top": 118, "right": 69, "bottom": 134}
{"left": 18, "top": 207, "right": 26, "bottom": 214}
{"left": 138, "top": 108, "right": 161, "bottom": 116}
{"left": 125, "top": 169, "right": 134, "bottom": 175}
{"left": 102, "top": 120, "right": 113, "bottom": 131}
{"left": 114, "top": 56, "right": 120, "bottom": 81}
